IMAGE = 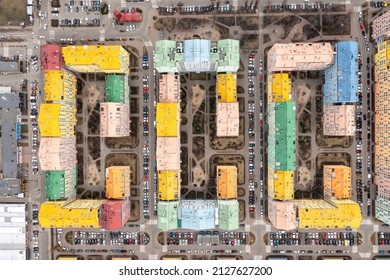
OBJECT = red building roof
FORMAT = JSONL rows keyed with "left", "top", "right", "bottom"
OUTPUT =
{"left": 113, "top": 10, "right": 142, "bottom": 22}
{"left": 99, "top": 200, "right": 131, "bottom": 230}
{"left": 41, "top": 45, "right": 63, "bottom": 71}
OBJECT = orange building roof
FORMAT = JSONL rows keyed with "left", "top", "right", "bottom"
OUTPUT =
{"left": 105, "top": 166, "right": 131, "bottom": 199}
{"left": 323, "top": 165, "right": 352, "bottom": 199}
{"left": 217, "top": 166, "right": 237, "bottom": 199}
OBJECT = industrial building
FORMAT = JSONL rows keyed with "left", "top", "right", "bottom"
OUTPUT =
{"left": 218, "top": 200, "right": 239, "bottom": 230}
{"left": 216, "top": 73, "right": 237, "bottom": 103}
{"left": 0, "top": 60, "right": 20, "bottom": 73}
{"left": 45, "top": 168, "right": 77, "bottom": 201}
{"left": 267, "top": 43, "right": 334, "bottom": 72}
{"left": 323, "top": 105, "right": 355, "bottom": 136}
{"left": 217, "top": 166, "right": 237, "bottom": 199}
{"left": 156, "top": 103, "right": 180, "bottom": 137}
{"left": 157, "top": 201, "right": 179, "bottom": 231}
{"left": 99, "top": 199, "right": 131, "bottom": 230}
{"left": 0, "top": 92, "right": 21, "bottom": 196}
{"left": 179, "top": 200, "right": 216, "bottom": 231}
{"left": 268, "top": 169, "right": 294, "bottom": 201}
{"left": 0, "top": 203, "right": 26, "bottom": 260}
{"left": 41, "top": 45, "right": 63, "bottom": 71}
{"left": 158, "top": 74, "right": 180, "bottom": 102}
{"left": 38, "top": 200, "right": 103, "bottom": 228}
{"left": 156, "top": 137, "right": 181, "bottom": 171}
{"left": 267, "top": 199, "right": 297, "bottom": 231}
{"left": 323, "top": 165, "right": 352, "bottom": 199}
{"left": 158, "top": 170, "right": 180, "bottom": 201}
{"left": 62, "top": 45, "right": 129, "bottom": 73}
{"left": 38, "top": 137, "right": 76, "bottom": 171}
{"left": 267, "top": 73, "right": 292, "bottom": 103}
{"left": 38, "top": 103, "right": 76, "bottom": 137}
{"left": 268, "top": 102, "right": 296, "bottom": 171}
{"left": 216, "top": 102, "right": 239, "bottom": 137}
{"left": 323, "top": 41, "right": 358, "bottom": 104}
{"left": 372, "top": 10, "right": 390, "bottom": 40}
{"left": 105, "top": 166, "right": 131, "bottom": 199}
{"left": 105, "top": 74, "right": 129, "bottom": 104}
{"left": 100, "top": 102, "right": 130, "bottom": 137}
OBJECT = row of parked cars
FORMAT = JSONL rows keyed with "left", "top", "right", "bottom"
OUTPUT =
{"left": 30, "top": 80, "right": 39, "bottom": 174}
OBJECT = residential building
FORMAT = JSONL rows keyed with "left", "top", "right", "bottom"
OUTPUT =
{"left": 372, "top": 10, "right": 390, "bottom": 40}
{"left": 43, "top": 70, "right": 76, "bottom": 105}
{"left": 323, "top": 165, "right": 352, "bottom": 199}
{"left": 267, "top": 73, "right": 292, "bottom": 103}
{"left": 157, "top": 201, "right": 179, "bottom": 231}
{"left": 158, "top": 170, "right": 180, "bottom": 201}
{"left": 158, "top": 74, "right": 180, "bottom": 102}
{"left": 183, "top": 39, "right": 211, "bottom": 72}
{"left": 268, "top": 169, "right": 294, "bottom": 201}
{"left": 218, "top": 200, "right": 239, "bottom": 231}
{"left": 38, "top": 103, "right": 76, "bottom": 137}
{"left": 105, "top": 74, "right": 129, "bottom": 104}
{"left": 99, "top": 199, "right": 131, "bottom": 230}
{"left": 41, "top": 45, "right": 63, "bottom": 71}
{"left": 179, "top": 200, "right": 216, "bottom": 231}
{"left": 154, "top": 40, "right": 179, "bottom": 73}
{"left": 38, "top": 200, "right": 103, "bottom": 228}
{"left": 375, "top": 196, "right": 390, "bottom": 224}
{"left": 156, "top": 137, "right": 181, "bottom": 171}
{"left": 267, "top": 43, "right": 334, "bottom": 72}
{"left": 217, "top": 166, "right": 237, "bottom": 199}
{"left": 323, "top": 105, "right": 355, "bottom": 136}
{"left": 100, "top": 102, "right": 130, "bottom": 137}
{"left": 216, "top": 39, "right": 240, "bottom": 72}
{"left": 267, "top": 199, "right": 297, "bottom": 231}
{"left": 216, "top": 102, "right": 239, "bottom": 137}
{"left": 323, "top": 41, "right": 358, "bottom": 104}
{"left": 45, "top": 168, "right": 77, "bottom": 201}
{"left": 105, "top": 166, "right": 131, "bottom": 199}
{"left": 216, "top": 73, "right": 237, "bottom": 102}
{"left": 156, "top": 103, "right": 180, "bottom": 137}
{"left": 38, "top": 137, "right": 77, "bottom": 171}
{"left": 62, "top": 45, "right": 129, "bottom": 73}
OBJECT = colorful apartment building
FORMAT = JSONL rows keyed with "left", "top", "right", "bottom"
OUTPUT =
{"left": 38, "top": 200, "right": 103, "bottom": 228}
{"left": 218, "top": 200, "right": 239, "bottom": 230}
{"left": 179, "top": 200, "right": 216, "bottom": 230}
{"left": 216, "top": 39, "right": 240, "bottom": 72}
{"left": 43, "top": 70, "right": 76, "bottom": 105}
{"left": 156, "top": 103, "right": 180, "bottom": 137}
{"left": 105, "top": 74, "right": 129, "bottom": 104}
{"left": 268, "top": 102, "right": 296, "bottom": 171}
{"left": 323, "top": 41, "right": 358, "bottom": 104}
{"left": 267, "top": 199, "right": 297, "bottom": 231}
{"left": 372, "top": 10, "right": 390, "bottom": 40}
{"left": 62, "top": 45, "right": 129, "bottom": 73}
{"left": 99, "top": 199, "right": 131, "bottom": 230}
{"left": 267, "top": 73, "right": 292, "bottom": 103}
{"left": 158, "top": 170, "right": 180, "bottom": 201}
{"left": 217, "top": 166, "right": 238, "bottom": 199}
{"left": 268, "top": 169, "right": 294, "bottom": 201}
{"left": 323, "top": 165, "right": 352, "bottom": 199}
{"left": 157, "top": 201, "right": 179, "bottom": 231}
{"left": 154, "top": 40, "right": 179, "bottom": 73}
{"left": 216, "top": 102, "right": 239, "bottom": 137}
{"left": 323, "top": 105, "right": 355, "bottom": 136}
{"left": 156, "top": 137, "right": 181, "bottom": 171}
{"left": 158, "top": 74, "right": 180, "bottom": 102}
{"left": 100, "top": 102, "right": 130, "bottom": 137}
{"left": 183, "top": 39, "right": 212, "bottom": 72}
{"left": 41, "top": 45, "right": 63, "bottom": 71}
{"left": 105, "top": 166, "right": 131, "bottom": 199}
{"left": 45, "top": 168, "right": 77, "bottom": 201}
{"left": 38, "top": 103, "right": 76, "bottom": 137}
{"left": 267, "top": 43, "right": 334, "bottom": 72}
{"left": 38, "top": 137, "right": 77, "bottom": 171}
{"left": 216, "top": 73, "right": 237, "bottom": 103}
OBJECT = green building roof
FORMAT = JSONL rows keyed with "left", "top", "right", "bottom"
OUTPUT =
{"left": 157, "top": 201, "right": 179, "bottom": 231}
{"left": 105, "top": 74, "right": 129, "bottom": 104}
{"left": 154, "top": 40, "right": 179, "bottom": 73}
{"left": 218, "top": 200, "right": 239, "bottom": 231}
{"left": 45, "top": 168, "right": 77, "bottom": 201}
{"left": 217, "top": 39, "right": 240, "bottom": 73}
{"left": 268, "top": 102, "right": 296, "bottom": 171}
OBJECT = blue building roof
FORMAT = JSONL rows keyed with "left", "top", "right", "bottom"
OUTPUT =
{"left": 179, "top": 200, "right": 216, "bottom": 230}
{"left": 323, "top": 41, "right": 358, "bottom": 104}
{"left": 183, "top": 40, "right": 211, "bottom": 72}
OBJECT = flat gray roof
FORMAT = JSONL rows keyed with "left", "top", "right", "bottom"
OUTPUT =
{"left": 0, "top": 61, "right": 20, "bottom": 73}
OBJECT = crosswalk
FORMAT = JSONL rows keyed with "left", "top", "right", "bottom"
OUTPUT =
{"left": 3, "top": 46, "right": 9, "bottom": 57}
{"left": 99, "top": 29, "right": 105, "bottom": 41}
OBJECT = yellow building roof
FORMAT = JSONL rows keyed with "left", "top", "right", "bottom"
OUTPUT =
{"left": 267, "top": 73, "right": 292, "bottom": 103}
{"left": 156, "top": 103, "right": 180, "bottom": 137}
{"left": 295, "top": 199, "right": 362, "bottom": 229}
{"left": 217, "top": 73, "right": 237, "bottom": 102}
{"left": 38, "top": 200, "right": 103, "bottom": 228}
{"left": 105, "top": 166, "right": 131, "bottom": 199}
{"left": 323, "top": 165, "right": 351, "bottom": 199}
{"left": 38, "top": 103, "right": 76, "bottom": 137}
{"left": 217, "top": 166, "right": 237, "bottom": 199}
{"left": 158, "top": 170, "right": 180, "bottom": 201}
{"left": 44, "top": 70, "right": 76, "bottom": 103}
{"left": 268, "top": 170, "right": 294, "bottom": 201}
{"left": 62, "top": 45, "right": 129, "bottom": 74}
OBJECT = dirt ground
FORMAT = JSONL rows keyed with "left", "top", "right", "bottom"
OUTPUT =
{"left": 209, "top": 154, "right": 245, "bottom": 185}
{"left": 0, "top": 0, "right": 29, "bottom": 25}
{"left": 105, "top": 153, "right": 139, "bottom": 185}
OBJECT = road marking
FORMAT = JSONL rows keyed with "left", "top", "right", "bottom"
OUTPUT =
{"left": 140, "top": 224, "right": 146, "bottom": 230}
{"left": 359, "top": 252, "right": 371, "bottom": 259}
{"left": 49, "top": 30, "right": 55, "bottom": 40}
{"left": 151, "top": 0, "right": 158, "bottom": 9}
{"left": 162, "top": 245, "right": 167, "bottom": 252}
{"left": 148, "top": 219, "right": 157, "bottom": 225}
{"left": 253, "top": 255, "right": 263, "bottom": 260}
{"left": 245, "top": 245, "right": 251, "bottom": 254}
{"left": 145, "top": 41, "right": 153, "bottom": 47}
{"left": 99, "top": 29, "right": 105, "bottom": 41}
{"left": 27, "top": 48, "right": 33, "bottom": 56}
{"left": 3, "top": 46, "right": 9, "bottom": 57}
{"left": 266, "top": 225, "right": 271, "bottom": 232}
{"left": 140, "top": 245, "right": 145, "bottom": 253}
{"left": 265, "top": 246, "right": 271, "bottom": 253}
{"left": 352, "top": 246, "right": 358, "bottom": 253}
{"left": 354, "top": 6, "right": 362, "bottom": 12}
{"left": 373, "top": 224, "right": 379, "bottom": 232}
{"left": 372, "top": 245, "right": 378, "bottom": 253}
{"left": 149, "top": 254, "right": 158, "bottom": 260}
{"left": 245, "top": 225, "right": 251, "bottom": 232}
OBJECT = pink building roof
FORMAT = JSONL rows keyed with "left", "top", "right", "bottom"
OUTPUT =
{"left": 41, "top": 45, "right": 63, "bottom": 71}
{"left": 156, "top": 137, "right": 180, "bottom": 171}
{"left": 100, "top": 199, "right": 131, "bottom": 230}
{"left": 216, "top": 102, "right": 239, "bottom": 137}
{"left": 372, "top": 10, "right": 390, "bottom": 40}
{"left": 158, "top": 74, "right": 180, "bottom": 102}
{"left": 100, "top": 103, "right": 130, "bottom": 137}
{"left": 323, "top": 105, "right": 355, "bottom": 136}
{"left": 113, "top": 10, "right": 142, "bottom": 22}
{"left": 38, "top": 137, "right": 77, "bottom": 171}
{"left": 267, "top": 198, "right": 297, "bottom": 231}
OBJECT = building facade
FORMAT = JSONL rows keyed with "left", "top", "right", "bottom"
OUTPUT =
{"left": 323, "top": 165, "right": 352, "bottom": 199}
{"left": 105, "top": 166, "right": 131, "bottom": 199}
{"left": 45, "top": 168, "right": 77, "bottom": 201}
{"left": 372, "top": 10, "right": 390, "bottom": 40}
{"left": 100, "top": 103, "right": 130, "bottom": 137}
{"left": 99, "top": 199, "right": 131, "bottom": 230}
{"left": 38, "top": 137, "right": 77, "bottom": 171}
{"left": 323, "top": 105, "right": 355, "bottom": 136}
